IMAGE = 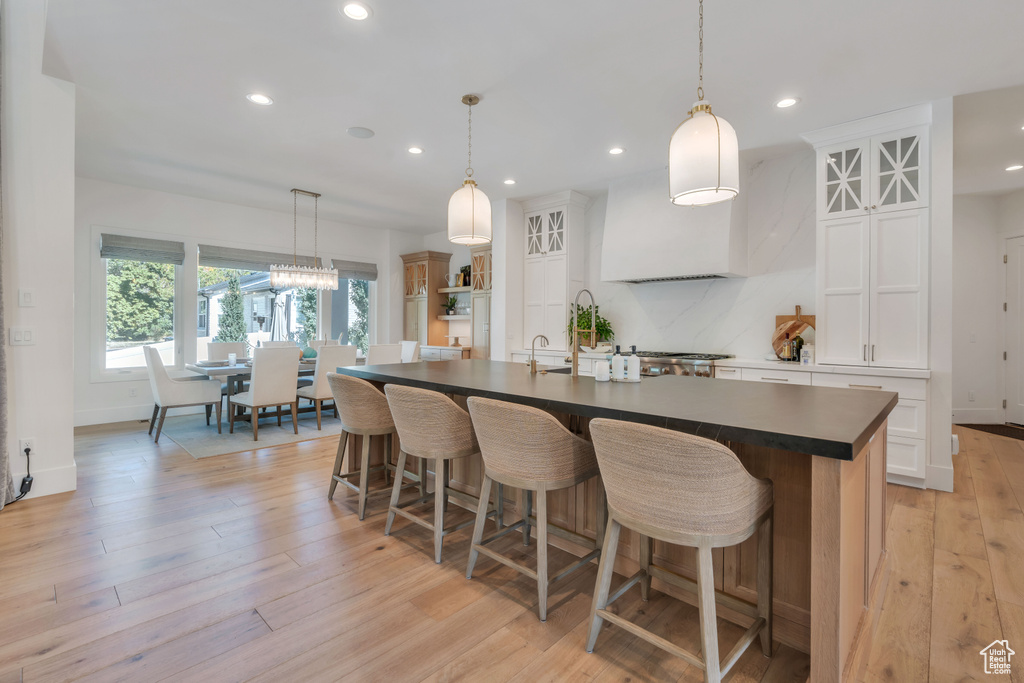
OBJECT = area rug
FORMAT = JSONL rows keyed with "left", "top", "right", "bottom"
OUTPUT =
{"left": 160, "top": 411, "right": 343, "bottom": 459}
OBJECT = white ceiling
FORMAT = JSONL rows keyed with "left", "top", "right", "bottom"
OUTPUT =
{"left": 43, "top": 0, "right": 1024, "bottom": 232}
{"left": 954, "top": 84, "right": 1024, "bottom": 196}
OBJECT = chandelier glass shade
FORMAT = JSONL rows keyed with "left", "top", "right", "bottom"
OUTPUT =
{"left": 668, "top": 0, "right": 739, "bottom": 207}
{"left": 270, "top": 188, "right": 338, "bottom": 291}
{"left": 448, "top": 94, "right": 492, "bottom": 245}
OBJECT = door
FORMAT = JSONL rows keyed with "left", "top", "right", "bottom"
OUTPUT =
{"left": 872, "top": 127, "right": 928, "bottom": 213}
{"left": 416, "top": 297, "right": 429, "bottom": 346}
{"left": 818, "top": 141, "right": 869, "bottom": 220}
{"left": 471, "top": 292, "right": 490, "bottom": 360}
{"left": 404, "top": 298, "right": 419, "bottom": 344}
{"left": 870, "top": 210, "right": 929, "bottom": 368}
{"left": 544, "top": 254, "right": 568, "bottom": 350}
{"left": 1008, "top": 236, "right": 1024, "bottom": 424}
{"left": 545, "top": 209, "right": 567, "bottom": 256}
{"left": 523, "top": 259, "right": 545, "bottom": 346}
{"left": 817, "top": 216, "right": 870, "bottom": 365}
{"left": 525, "top": 213, "right": 545, "bottom": 260}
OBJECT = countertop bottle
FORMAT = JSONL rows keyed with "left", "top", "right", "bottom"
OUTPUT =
{"left": 628, "top": 345, "right": 641, "bottom": 381}
{"left": 791, "top": 333, "right": 804, "bottom": 363}
{"left": 611, "top": 345, "right": 625, "bottom": 381}
{"left": 781, "top": 334, "right": 792, "bottom": 361}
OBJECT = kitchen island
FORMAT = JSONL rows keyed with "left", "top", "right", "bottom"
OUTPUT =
{"left": 337, "top": 359, "right": 895, "bottom": 682}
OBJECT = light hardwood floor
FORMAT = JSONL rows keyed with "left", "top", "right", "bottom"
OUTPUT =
{"left": 0, "top": 423, "right": 1019, "bottom": 682}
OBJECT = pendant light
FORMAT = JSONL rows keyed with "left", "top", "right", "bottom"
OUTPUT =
{"left": 448, "top": 94, "right": 492, "bottom": 245}
{"left": 270, "top": 189, "right": 339, "bottom": 290}
{"left": 668, "top": 0, "right": 739, "bottom": 206}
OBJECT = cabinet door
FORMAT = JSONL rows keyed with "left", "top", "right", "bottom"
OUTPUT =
{"left": 471, "top": 292, "right": 490, "bottom": 360}
{"left": 525, "top": 213, "right": 545, "bottom": 259}
{"left": 416, "top": 297, "right": 429, "bottom": 346}
{"left": 869, "top": 209, "right": 928, "bottom": 368}
{"left": 817, "top": 216, "right": 870, "bottom": 366}
{"left": 404, "top": 264, "right": 416, "bottom": 296}
{"left": 471, "top": 251, "right": 487, "bottom": 291}
{"left": 818, "top": 141, "right": 869, "bottom": 220}
{"left": 544, "top": 254, "right": 568, "bottom": 350}
{"left": 872, "top": 127, "right": 928, "bottom": 213}
{"left": 404, "top": 298, "right": 419, "bottom": 343}
{"left": 545, "top": 209, "right": 567, "bottom": 256}
{"left": 523, "top": 259, "right": 545, "bottom": 346}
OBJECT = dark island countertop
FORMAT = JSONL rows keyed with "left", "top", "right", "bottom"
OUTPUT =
{"left": 336, "top": 359, "right": 897, "bottom": 460}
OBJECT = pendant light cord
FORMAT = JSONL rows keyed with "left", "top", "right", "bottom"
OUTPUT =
{"left": 466, "top": 102, "right": 474, "bottom": 178}
{"left": 697, "top": 0, "right": 704, "bottom": 101}
{"left": 292, "top": 189, "right": 298, "bottom": 267}
{"left": 314, "top": 193, "right": 319, "bottom": 266}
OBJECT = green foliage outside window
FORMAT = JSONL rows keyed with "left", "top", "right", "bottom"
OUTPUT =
{"left": 295, "top": 288, "right": 318, "bottom": 347}
{"left": 106, "top": 258, "right": 174, "bottom": 343}
{"left": 214, "top": 274, "right": 247, "bottom": 343}
{"left": 348, "top": 280, "right": 369, "bottom": 354}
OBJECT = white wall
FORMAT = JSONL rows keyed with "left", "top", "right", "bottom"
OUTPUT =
{"left": 952, "top": 194, "right": 1003, "bottom": 423}
{"left": 583, "top": 149, "right": 817, "bottom": 357}
{"left": 3, "top": 0, "right": 78, "bottom": 497}
{"left": 490, "top": 199, "right": 524, "bottom": 360}
{"left": 74, "top": 177, "right": 414, "bottom": 426}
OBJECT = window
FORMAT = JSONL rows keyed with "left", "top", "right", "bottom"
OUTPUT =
{"left": 104, "top": 257, "right": 176, "bottom": 369}
{"left": 331, "top": 278, "right": 370, "bottom": 353}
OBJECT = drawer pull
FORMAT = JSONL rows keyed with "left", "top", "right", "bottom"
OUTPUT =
{"left": 718, "top": 368, "right": 737, "bottom": 373}
{"left": 849, "top": 384, "right": 883, "bottom": 390}
{"left": 762, "top": 377, "right": 789, "bottom": 382}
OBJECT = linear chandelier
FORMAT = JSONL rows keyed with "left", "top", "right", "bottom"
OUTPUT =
{"left": 270, "top": 188, "right": 338, "bottom": 290}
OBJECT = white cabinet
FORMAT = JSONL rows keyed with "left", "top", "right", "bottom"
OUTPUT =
{"left": 522, "top": 191, "right": 587, "bottom": 352}
{"left": 471, "top": 292, "right": 490, "bottom": 360}
{"left": 818, "top": 126, "right": 928, "bottom": 220}
{"left": 739, "top": 368, "right": 812, "bottom": 385}
{"left": 404, "top": 297, "right": 428, "bottom": 347}
{"left": 817, "top": 209, "right": 928, "bottom": 369}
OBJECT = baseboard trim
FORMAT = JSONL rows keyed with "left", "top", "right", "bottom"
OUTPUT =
{"left": 886, "top": 472, "right": 925, "bottom": 489}
{"left": 75, "top": 403, "right": 205, "bottom": 427}
{"left": 952, "top": 408, "right": 1004, "bottom": 424}
{"left": 926, "top": 464, "right": 955, "bottom": 493}
{"left": 9, "top": 462, "right": 77, "bottom": 499}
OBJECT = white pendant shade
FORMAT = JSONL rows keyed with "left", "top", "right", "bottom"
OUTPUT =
{"left": 447, "top": 179, "right": 492, "bottom": 245}
{"left": 669, "top": 103, "right": 739, "bottom": 207}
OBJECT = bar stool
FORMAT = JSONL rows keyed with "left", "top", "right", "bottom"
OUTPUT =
{"left": 326, "top": 372, "right": 400, "bottom": 521}
{"left": 585, "top": 419, "right": 774, "bottom": 683}
{"left": 383, "top": 384, "right": 502, "bottom": 564}
{"left": 466, "top": 397, "right": 606, "bottom": 622}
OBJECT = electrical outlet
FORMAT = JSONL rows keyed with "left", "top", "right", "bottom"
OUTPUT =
{"left": 970, "top": 333, "right": 977, "bottom": 343}
{"left": 969, "top": 390, "right": 976, "bottom": 402}
{"left": 128, "top": 387, "right": 138, "bottom": 398}
{"left": 19, "top": 438, "right": 35, "bottom": 455}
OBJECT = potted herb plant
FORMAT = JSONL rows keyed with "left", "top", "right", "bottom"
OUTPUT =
{"left": 444, "top": 295, "right": 459, "bottom": 315}
{"left": 567, "top": 304, "right": 614, "bottom": 347}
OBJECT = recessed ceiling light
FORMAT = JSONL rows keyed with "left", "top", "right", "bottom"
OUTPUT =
{"left": 1007, "top": 164, "right": 1024, "bottom": 172}
{"left": 341, "top": 2, "right": 371, "bottom": 20}
{"left": 609, "top": 147, "right": 625, "bottom": 155}
{"left": 346, "top": 126, "right": 375, "bottom": 139}
{"left": 503, "top": 179, "right": 516, "bottom": 185}
{"left": 408, "top": 147, "right": 423, "bottom": 154}
{"left": 246, "top": 93, "right": 273, "bottom": 105}
{"left": 775, "top": 97, "right": 800, "bottom": 108}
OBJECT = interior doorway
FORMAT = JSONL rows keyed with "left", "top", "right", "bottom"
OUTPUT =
{"left": 1007, "top": 235, "right": 1024, "bottom": 425}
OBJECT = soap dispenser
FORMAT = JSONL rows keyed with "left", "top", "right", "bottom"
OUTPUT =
{"left": 628, "top": 345, "right": 641, "bottom": 381}
{"left": 611, "top": 345, "right": 625, "bottom": 381}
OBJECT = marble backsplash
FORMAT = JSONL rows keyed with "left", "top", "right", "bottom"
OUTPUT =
{"left": 585, "top": 148, "right": 816, "bottom": 359}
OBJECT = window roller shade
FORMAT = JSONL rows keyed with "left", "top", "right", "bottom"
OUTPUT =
{"left": 100, "top": 234, "right": 186, "bottom": 265}
{"left": 198, "top": 245, "right": 320, "bottom": 271}
{"left": 331, "top": 259, "right": 378, "bottom": 282}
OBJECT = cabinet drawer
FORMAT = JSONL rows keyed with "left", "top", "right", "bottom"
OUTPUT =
{"left": 888, "top": 399, "right": 926, "bottom": 440}
{"left": 810, "top": 373, "right": 926, "bottom": 400}
{"left": 887, "top": 435, "right": 926, "bottom": 479}
{"left": 510, "top": 353, "right": 529, "bottom": 364}
{"left": 440, "top": 348, "right": 466, "bottom": 361}
{"left": 740, "top": 368, "right": 812, "bottom": 385}
{"left": 714, "top": 366, "right": 742, "bottom": 380}
{"left": 420, "top": 348, "right": 441, "bottom": 361}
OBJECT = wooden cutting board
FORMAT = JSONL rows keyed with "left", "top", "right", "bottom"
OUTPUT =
{"left": 772, "top": 305, "right": 815, "bottom": 359}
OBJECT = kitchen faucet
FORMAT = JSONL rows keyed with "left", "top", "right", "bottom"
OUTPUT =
{"left": 530, "top": 334, "right": 549, "bottom": 374}
{"left": 571, "top": 288, "right": 596, "bottom": 378}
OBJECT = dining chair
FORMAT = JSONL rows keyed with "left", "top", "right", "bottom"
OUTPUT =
{"left": 261, "top": 340, "right": 298, "bottom": 348}
{"left": 400, "top": 340, "right": 420, "bottom": 363}
{"left": 228, "top": 347, "right": 301, "bottom": 441}
{"left": 207, "top": 341, "right": 248, "bottom": 361}
{"left": 297, "top": 345, "right": 357, "bottom": 429}
{"left": 366, "top": 343, "right": 403, "bottom": 365}
{"left": 144, "top": 346, "right": 223, "bottom": 443}
{"left": 310, "top": 339, "right": 340, "bottom": 350}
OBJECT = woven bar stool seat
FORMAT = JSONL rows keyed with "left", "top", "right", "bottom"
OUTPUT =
{"left": 327, "top": 373, "right": 410, "bottom": 520}
{"left": 383, "top": 384, "right": 503, "bottom": 564}
{"left": 466, "top": 397, "right": 607, "bottom": 622}
{"left": 586, "top": 418, "right": 774, "bottom": 683}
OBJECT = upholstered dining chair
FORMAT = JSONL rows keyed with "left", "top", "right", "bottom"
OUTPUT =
{"left": 144, "top": 346, "right": 222, "bottom": 444}
{"left": 207, "top": 341, "right": 248, "bottom": 361}
{"left": 297, "top": 345, "right": 357, "bottom": 429}
{"left": 228, "top": 347, "right": 301, "bottom": 441}
{"left": 366, "top": 343, "right": 403, "bottom": 365}
{"left": 310, "top": 339, "right": 340, "bottom": 350}
{"left": 400, "top": 340, "right": 420, "bottom": 363}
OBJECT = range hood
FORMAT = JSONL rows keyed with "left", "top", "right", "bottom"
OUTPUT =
{"left": 601, "top": 168, "right": 747, "bottom": 283}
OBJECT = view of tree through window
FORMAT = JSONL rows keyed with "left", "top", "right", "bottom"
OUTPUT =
{"left": 105, "top": 258, "right": 175, "bottom": 368}
{"left": 348, "top": 280, "right": 369, "bottom": 354}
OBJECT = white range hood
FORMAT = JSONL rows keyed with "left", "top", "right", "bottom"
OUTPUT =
{"left": 601, "top": 168, "right": 747, "bottom": 283}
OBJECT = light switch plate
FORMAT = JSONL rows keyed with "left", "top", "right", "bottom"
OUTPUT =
{"left": 9, "top": 328, "right": 34, "bottom": 346}
{"left": 18, "top": 289, "right": 34, "bottom": 307}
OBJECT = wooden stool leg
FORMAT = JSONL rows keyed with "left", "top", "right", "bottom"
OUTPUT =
{"left": 383, "top": 433, "right": 392, "bottom": 486}
{"left": 639, "top": 534, "right": 653, "bottom": 601}
{"left": 252, "top": 409, "right": 259, "bottom": 441}
{"left": 418, "top": 457, "right": 427, "bottom": 497}
{"left": 154, "top": 407, "right": 168, "bottom": 443}
{"left": 523, "top": 490, "right": 533, "bottom": 546}
{"left": 229, "top": 402, "right": 235, "bottom": 434}
{"left": 466, "top": 474, "right": 493, "bottom": 579}
{"left": 433, "top": 459, "right": 446, "bottom": 564}
{"left": 291, "top": 402, "right": 298, "bottom": 434}
{"left": 215, "top": 401, "right": 222, "bottom": 434}
{"left": 758, "top": 509, "right": 774, "bottom": 657}
{"left": 315, "top": 400, "right": 322, "bottom": 430}
{"left": 358, "top": 435, "right": 372, "bottom": 521}
{"left": 697, "top": 545, "right": 722, "bottom": 682}
{"left": 277, "top": 406, "right": 282, "bottom": 426}
{"left": 586, "top": 519, "right": 621, "bottom": 653}
{"left": 149, "top": 404, "right": 159, "bottom": 435}
{"left": 496, "top": 483, "right": 504, "bottom": 529}
{"left": 537, "top": 488, "right": 549, "bottom": 621}
{"left": 205, "top": 404, "right": 212, "bottom": 426}
{"left": 595, "top": 479, "right": 607, "bottom": 549}
{"left": 328, "top": 430, "right": 349, "bottom": 500}
{"left": 385, "top": 450, "right": 408, "bottom": 535}
{"left": 442, "top": 458, "right": 450, "bottom": 514}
